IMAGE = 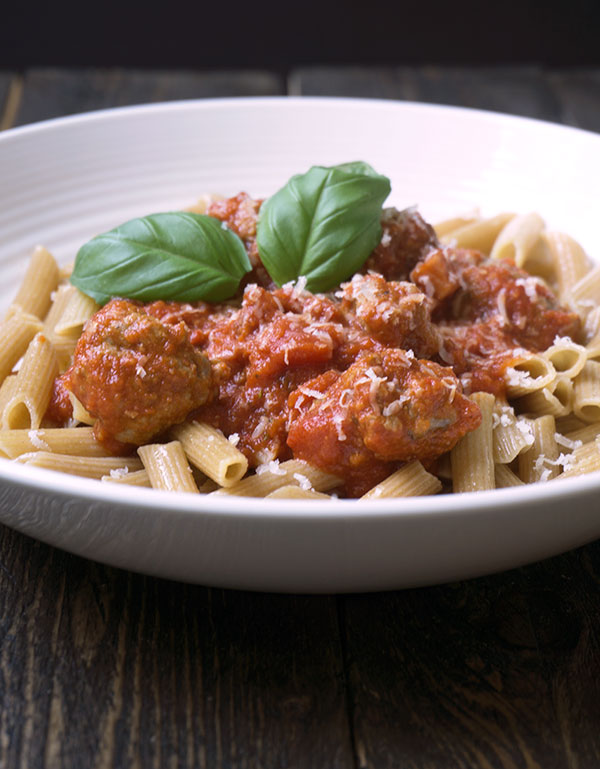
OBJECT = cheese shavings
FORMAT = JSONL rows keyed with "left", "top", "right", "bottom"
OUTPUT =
{"left": 27, "top": 430, "right": 50, "bottom": 451}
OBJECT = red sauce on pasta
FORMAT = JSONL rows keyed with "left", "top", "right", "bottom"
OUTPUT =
{"left": 46, "top": 199, "right": 582, "bottom": 497}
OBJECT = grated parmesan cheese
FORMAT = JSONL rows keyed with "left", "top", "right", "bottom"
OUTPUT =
{"left": 535, "top": 451, "right": 577, "bottom": 477}
{"left": 515, "top": 276, "right": 543, "bottom": 301}
{"left": 382, "top": 394, "right": 410, "bottom": 417}
{"left": 293, "top": 472, "right": 313, "bottom": 491}
{"left": 109, "top": 467, "right": 129, "bottom": 479}
{"left": 339, "top": 389, "right": 353, "bottom": 408}
{"left": 552, "top": 335, "right": 573, "bottom": 346}
{"left": 256, "top": 459, "right": 286, "bottom": 476}
{"left": 28, "top": 430, "right": 50, "bottom": 451}
{"left": 332, "top": 413, "right": 347, "bottom": 441}
{"left": 505, "top": 367, "right": 532, "bottom": 386}
{"left": 554, "top": 433, "right": 582, "bottom": 451}
{"left": 251, "top": 416, "right": 269, "bottom": 440}
{"left": 282, "top": 275, "right": 308, "bottom": 299}
{"left": 515, "top": 420, "right": 535, "bottom": 445}
{"left": 298, "top": 386, "right": 326, "bottom": 400}
{"left": 496, "top": 288, "right": 509, "bottom": 327}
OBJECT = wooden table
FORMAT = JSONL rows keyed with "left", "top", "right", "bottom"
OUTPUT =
{"left": 1, "top": 66, "right": 600, "bottom": 768}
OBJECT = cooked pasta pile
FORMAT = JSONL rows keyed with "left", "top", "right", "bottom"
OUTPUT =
{"left": 1, "top": 208, "right": 600, "bottom": 500}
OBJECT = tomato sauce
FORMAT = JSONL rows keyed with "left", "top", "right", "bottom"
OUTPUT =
{"left": 46, "top": 199, "right": 582, "bottom": 497}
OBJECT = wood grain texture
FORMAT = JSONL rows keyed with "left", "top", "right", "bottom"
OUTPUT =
{"left": 0, "top": 529, "right": 353, "bottom": 769}
{"left": 290, "top": 65, "right": 564, "bottom": 122}
{"left": 13, "top": 67, "right": 284, "bottom": 126}
{"left": 0, "top": 72, "right": 19, "bottom": 130}
{"left": 548, "top": 69, "right": 600, "bottom": 132}
{"left": 341, "top": 544, "right": 600, "bottom": 768}
{"left": 0, "top": 72, "right": 11, "bottom": 116}
{"left": 2, "top": 66, "right": 600, "bottom": 769}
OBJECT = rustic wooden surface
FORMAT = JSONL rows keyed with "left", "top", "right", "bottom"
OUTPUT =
{"left": 1, "top": 66, "right": 600, "bottom": 768}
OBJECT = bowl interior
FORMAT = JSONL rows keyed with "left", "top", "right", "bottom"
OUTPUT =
{"left": 0, "top": 97, "right": 599, "bottom": 588}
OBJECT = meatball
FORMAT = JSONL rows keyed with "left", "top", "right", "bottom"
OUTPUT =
{"left": 68, "top": 299, "right": 215, "bottom": 452}
{"left": 339, "top": 273, "right": 440, "bottom": 357}
{"left": 287, "top": 350, "right": 480, "bottom": 496}
{"left": 411, "top": 246, "right": 581, "bottom": 348}
{"left": 362, "top": 207, "right": 439, "bottom": 280}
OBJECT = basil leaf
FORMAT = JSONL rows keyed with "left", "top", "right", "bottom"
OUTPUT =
{"left": 70, "top": 212, "right": 252, "bottom": 304}
{"left": 256, "top": 161, "right": 391, "bottom": 292}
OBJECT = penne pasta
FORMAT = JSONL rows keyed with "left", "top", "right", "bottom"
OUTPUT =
{"left": 10, "top": 246, "right": 60, "bottom": 320}
{"left": 15, "top": 452, "right": 142, "bottom": 479}
{"left": 433, "top": 213, "right": 479, "bottom": 239}
{"left": 53, "top": 288, "right": 100, "bottom": 335}
{"left": 495, "top": 464, "right": 525, "bottom": 488}
{"left": 518, "top": 415, "right": 560, "bottom": 483}
{"left": 0, "top": 376, "right": 19, "bottom": 420}
{"left": 266, "top": 485, "right": 332, "bottom": 500}
{"left": 185, "top": 193, "right": 223, "bottom": 215}
{"left": 43, "top": 284, "right": 81, "bottom": 370}
{"left": 492, "top": 402, "right": 535, "bottom": 464}
{"left": 433, "top": 451, "right": 452, "bottom": 480}
{"left": 542, "top": 337, "right": 587, "bottom": 380}
{"left": 43, "top": 284, "right": 78, "bottom": 330}
{"left": 48, "top": 333, "right": 79, "bottom": 373}
{"left": 490, "top": 212, "right": 545, "bottom": 269}
{"left": 2, "top": 333, "right": 59, "bottom": 430}
{"left": 360, "top": 461, "right": 442, "bottom": 499}
{"left": 451, "top": 392, "right": 495, "bottom": 493}
{"left": 515, "top": 376, "right": 574, "bottom": 419}
{"left": 555, "top": 437, "right": 600, "bottom": 479}
{"left": 170, "top": 421, "right": 248, "bottom": 487}
{"left": 571, "top": 265, "right": 600, "bottom": 316}
{"left": 504, "top": 354, "right": 555, "bottom": 399}
{"left": 0, "top": 426, "right": 108, "bottom": 458}
{"left": 69, "top": 392, "right": 95, "bottom": 425}
{"left": 573, "top": 360, "right": 600, "bottom": 423}
{"left": 563, "top": 422, "right": 600, "bottom": 445}
{"left": 439, "top": 212, "right": 515, "bottom": 253}
{"left": 138, "top": 441, "right": 199, "bottom": 493}
{"left": 101, "top": 468, "right": 152, "bottom": 487}
{"left": 555, "top": 413, "right": 587, "bottom": 435}
{"left": 0, "top": 308, "right": 43, "bottom": 384}
{"left": 584, "top": 307, "right": 600, "bottom": 360}
{"left": 543, "top": 231, "right": 591, "bottom": 302}
{"left": 210, "top": 459, "right": 340, "bottom": 497}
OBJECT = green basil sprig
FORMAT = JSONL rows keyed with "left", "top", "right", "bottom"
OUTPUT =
{"left": 256, "top": 161, "right": 391, "bottom": 293}
{"left": 70, "top": 212, "right": 252, "bottom": 304}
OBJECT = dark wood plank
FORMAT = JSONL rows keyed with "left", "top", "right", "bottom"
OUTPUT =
{"left": 413, "top": 66, "right": 562, "bottom": 122}
{"left": 0, "top": 526, "right": 353, "bottom": 768}
{"left": 291, "top": 65, "right": 563, "bottom": 122}
{"left": 0, "top": 72, "right": 11, "bottom": 110}
{"left": 342, "top": 543, "right": 600, "bottom": 768}
{"left": 14, "top": 67, "right": 285, "bottom": 126}
{"left": 0, "top": 71, "right": 17, "bottom": 130}
{"left": 547, "top": 68, "right": 600, "bottom": 132}
{"left": 289, "top": 66, "right": 423, "bottom": 100}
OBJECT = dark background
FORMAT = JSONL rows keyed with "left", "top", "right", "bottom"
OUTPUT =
{"left": 2, "top": 0, "right": 599, "bottom": 71}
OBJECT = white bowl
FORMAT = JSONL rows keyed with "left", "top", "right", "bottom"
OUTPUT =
{"left": 1, "top": 97, "right": 599, "bottom": 593}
